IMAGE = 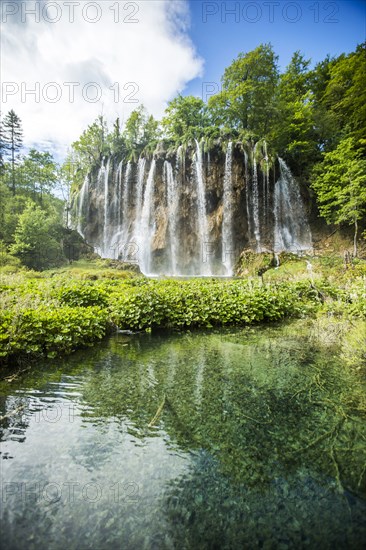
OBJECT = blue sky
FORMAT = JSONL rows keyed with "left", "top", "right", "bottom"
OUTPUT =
{"left": 185, "top": 0, "right": 366, "bottom": 97}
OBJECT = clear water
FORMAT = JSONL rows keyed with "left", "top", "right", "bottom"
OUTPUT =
{"left": 1, "top": 321, "right": 365, "bottom": 549}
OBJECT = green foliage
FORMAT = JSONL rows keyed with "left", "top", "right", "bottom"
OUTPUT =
{"left": 162, "top": 95, "right": 210, "bottom": 146}
{"left": 0, "top": 306, "right": 109, "bottom": 361}
{"left": 18, "top": 149, "right": 58, "bottom": 199}
{"left": 321, "top": 43, "right": 366, "bottom": 144}
{"left": 57, "top": 283, "right": 109, "bottom": 307}
{"left": 311, "top": 137, "right": 366, "bottom": 250}
{"left": 237, "top": 250, "right": 274, "bottom": 276}
{"left": 108, "top": 279, "right": 310, "bottom": 330}
{"left": 208, "top": 43, "right": 279, "bottom": 136}
{"left": 1, "top": 109, "right": 23, "bottom": 195}
{"left": 270, "top": 52, "right": 318, "bottom": 174}
{"left": 9, "top": 200, "right": 65, "bottom": 270}
{"left": 341, "top": 320, "right": 366, "bottom": 371}
{"left": 1, "top": 265, "right": 365, "bottom": 366}
{"left": 0, "top": 240, "right": 22, "bottom": 272}
{"left": 123, "top": 106, "right": 160, "bottom": 160}
{"left": 72, "top": 115, "right": 109, "bottom": 165}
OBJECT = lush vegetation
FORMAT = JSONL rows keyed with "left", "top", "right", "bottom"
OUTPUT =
{"left": 0, "top": 110, "right": 89, "bottom": 271}
{"left": 0, "top": 255, "right": 365, "bottom": 367}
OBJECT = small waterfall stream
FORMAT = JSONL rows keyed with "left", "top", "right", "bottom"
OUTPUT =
{"left": 194, "top": 139, "right": 211, "bottom": 275}
{"left": 116, "top": 160, "right": 123, "bottom": 230}
{"left": 164, "top": 160, "right": 179, "bottom": 276}
{"left": 251, "top": 144, "right": 261, "bottom": 252}
{"left": 274, "top": 158, "right": 312, "bottom": 252}
{"left": 103, "top": 157, "right": 111, "bottom": 256}
{"left": 222, "top": 142, "right": 234, "bottom": 275}
{"left": 244, "top": 151, "right": 251, "bottom": 241}
{"left": 263, "top": 141, "right": 270, "bottom": 222}
{"left": 77, "top": 175, "right": 89, "bottom": 238}
{"left": 139, "top": 160, "right": 156, "bottom": 275}
{"left": 121, "top": 161, "right": 132, "bottom": 246}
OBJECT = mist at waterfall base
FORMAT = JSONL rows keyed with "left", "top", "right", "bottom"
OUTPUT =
{"left": 75, "top": 142, "right": 312, "bottom": 276}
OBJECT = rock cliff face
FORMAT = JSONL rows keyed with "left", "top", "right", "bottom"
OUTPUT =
{"left": 73, "top": 141, "right": 313, "bottom": 276}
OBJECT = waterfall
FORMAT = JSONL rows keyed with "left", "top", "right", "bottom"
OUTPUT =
{"left": 263, "top": 141, "right": 270, "bottom": 223}
{"left": 76, "top": 142, "right": 314, "bottom": 276}
{"left": 116, "top": 160, "right": 123, "bottom": 229}
{"left": 194, "top": 139, "right": 211, "bottom": 275}
{"left": 222, "top": 142, "right": 234, "bottom": 275}
{"left": 139, "top": 160, "right": 156, "bottom": 275}
{"left": 274, "top": 158, "right": 312, "bottom": 253}
{"left": 77, "top": 175, "right": 89, "bottom": 238}
{"left": 134, "top": 158, "right": 146, "bottom": 236}
{"left": 103, "top": 157, "right": 111, "bottom": 256}
{"left": 164, "top": 160, "right": 179, "bottom": 275}
{"left": 121, "top": 161, "right": 132, "bottom": 247}
{"left": 176, "top": 144, "right": 185, "bottom": 186}
{"left": 252, "top": 143, "right": 261, "bottom": 251}
{"left": 244, "top": 151, "right": 251, "bottom": 241}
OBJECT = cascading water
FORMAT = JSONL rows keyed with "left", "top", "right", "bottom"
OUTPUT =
{"left": 134, "top": 158, "right": 146, "bottom": 235}
{"left": 75, "top": 142, "right": 313, "bottom": 276}
{"left": 164, "top": 160, "right": 179, "bottom": 275}
{"left": 251, "top": 143, "right": 261, "bottom": 252}
{"left": 274, "top": 158, "right": 312, "bottom": 253}
{"left": 77, "top": 175, "right": 89, "bottom": 238}
{"left": 121, "top": 161, "right": 132, "bottom": 247}
{"left": 138, "top": 160, "right": 156, "bottom": 275}
{"left": 263, "top": 141, "right": 270, "bottom": 223}
{"left": 116, "top": 160, "right": 123, "bottom": 229}
{"left": 194, "top": 139, "right": 211, "bottom": 276}
{"left": 222, "top": 142, "right": 234, "bottom": 275}
{"left": 103, "top": 157, "right": 111, "bottom": 257}
{"left": 244, "top": 151, "right": 251, "bottom": 241}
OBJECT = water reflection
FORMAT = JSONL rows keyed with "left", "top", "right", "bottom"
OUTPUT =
{"left": 0, "top": 322, "right": 365, "bottom": 549}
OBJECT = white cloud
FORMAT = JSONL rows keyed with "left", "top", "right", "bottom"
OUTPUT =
{"left": 0, "top": 0, "right": 203, "bottom": 158}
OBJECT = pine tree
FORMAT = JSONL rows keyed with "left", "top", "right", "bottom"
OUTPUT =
{"left": 3, "top": 109, "right": 23, "bottom": 195}
{"left": 0, "top": 114, "right": 6, "bottom": 173}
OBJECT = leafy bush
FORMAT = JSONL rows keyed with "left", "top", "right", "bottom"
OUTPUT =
{"left": 0, "top": 240, "right": 22, "bottom": 273}
{"left": 1, "top": 271, "right": 364, "bottom": 367}
{"left": 108, "top": 279, "right": 310, "bottom": 330}
{"left": 57, "top": 283, "right": 109, "bottom": 307}
{"left": 0, "top": 306, "right": 109, "bottom": 362}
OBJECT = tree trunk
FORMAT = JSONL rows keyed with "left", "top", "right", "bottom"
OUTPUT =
{"left": 11, "top": 147, "right": 15, "bottom": 195}
{"left": 353, "top": 217, "right": 358, "bottom": 258}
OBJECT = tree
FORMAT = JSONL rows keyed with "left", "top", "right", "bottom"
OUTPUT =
{"left": 10, "top": 200, "right": 64, "bottom": 270}
{"left": 123, "top": 106, "right": 160, "bottom": 159}
{"left": 123, "top": 106, "right": 146, "bottom": 153}
{"left": 208, "top": 43, "right": 279, "bottom": 137}
{"left": 141, "top": 114, "right": 160, "bottom": 154}
{"left": 162, "top": 95, "right": 210, "bottom": 145}
{"left": 270, "top": 52, "right": 318, "bottom": 175}
{"left": 311, "top": 137, "right": 366, "bottom": 256}
{"left": 322, "top": 43, "right": 366, "bottom": 143}
{"left": 20, "top": 149, "right": 58, "bottom": 202}
{"left": 2, "top": 109, "right": 23, "bottom": 195}
{"left": 109, "top": 117, "right": 125, "bottom": 156}
{"left": 0, "top": 115, "right": 5, "bottom": 173}
{"left": 72, "top": 115, "right": 109, "bottom": 167}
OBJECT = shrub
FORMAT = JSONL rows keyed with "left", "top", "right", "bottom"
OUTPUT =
{"left": 108, "top": 279, "right": 310, "bottom": 330}
{"left": 57, "top": 283, "right": 109, "bottom": 307}
{"left": 0, "top": 306, "right": 109, "bottom": 362}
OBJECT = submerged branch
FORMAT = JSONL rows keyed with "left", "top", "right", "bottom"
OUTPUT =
{"left": 148, "top": 394, "right": 166, "bottom": 428}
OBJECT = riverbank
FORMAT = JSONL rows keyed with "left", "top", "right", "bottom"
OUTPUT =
{"left": 1, "top": 257, "right": 365, "bottom": 369}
